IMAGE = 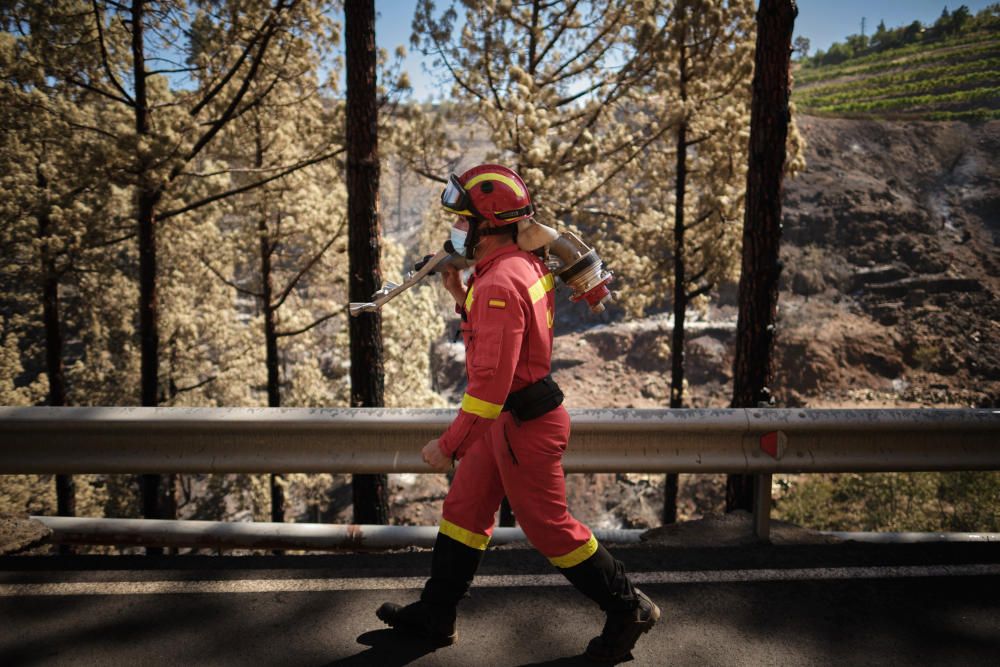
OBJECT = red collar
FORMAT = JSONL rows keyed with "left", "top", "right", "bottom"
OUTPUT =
{"left": 474, "top": 243, "right": 520, "bottom": 277}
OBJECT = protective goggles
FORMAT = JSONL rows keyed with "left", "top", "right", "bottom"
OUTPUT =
{"left": 441, "top": 174, "right": 479, "bottom": 218}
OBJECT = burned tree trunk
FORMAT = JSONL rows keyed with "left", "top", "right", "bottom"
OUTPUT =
{"left": 260, "top": 213, "right": 286, "bottom": 522}
{"left": 130, "top": 0, "right": 168, "bottom": 539}
{"left": 37, "top": 166, "right": 75, "bottom": 526}
{"left": 248, "top": 113, "right": 287, "bottom": 525}
{"left": 346, "top": 0, "right": 388, "bottom": 525}
{"left": 664, "top": 33, "right": 690, "bottom": 525}
{"left": 727, "top": 0, "right": 797, "bottom": 512}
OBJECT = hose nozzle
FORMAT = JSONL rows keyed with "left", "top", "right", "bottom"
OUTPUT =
{"left": 549, "top": 232, "right": 614, "bottom": 314}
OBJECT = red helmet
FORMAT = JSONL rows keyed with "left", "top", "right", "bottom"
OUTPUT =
{"left": 441, "top": 164, "right": 534, "bottom": 227}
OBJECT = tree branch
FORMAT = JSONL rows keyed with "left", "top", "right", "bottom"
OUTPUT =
{"left": 159, "top": 147, "right": 344, "bottom": 220}
{"left": 481, "top": 31, "right": 506, "bottom": 113}
{"left": 200, "top": 255, "right": 264, "bottom": 298}
{"left": 172, "top": 375, "right": 218, "bottom": 394}
{"left": 275, "top": 311, "right": 339, "bottom": 338}
{"left": 188, "top": 5, "right": 279, "bottom": 117}
{"left": 91, "top": 0, "right": 134, "bottom": 105}
{"left": 686, "top": 283, "right": 713, "bottom": 301}
{"left": 532, "top": 0, "right": 581, "bottom": 72}
{"left": 272, "top": 218, "right": 346, "bottom": 310}
{"left": 407, "top": 164, "right": 448, "bottom": 184}
{"left": 173, "top": 1, "right": 295, "bottom": 178}
{"left": 686, "top": 207, "right": 718, "bottom": 231}
{"left": 85, "top": 231, "right": 137, "bottom": 249}
{"left": 67, "top": 76, "right": 133, "bottom": 106}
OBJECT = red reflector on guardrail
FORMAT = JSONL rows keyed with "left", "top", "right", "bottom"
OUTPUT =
{"left": 760, "top": 431, "right": 787, "bottom": 460}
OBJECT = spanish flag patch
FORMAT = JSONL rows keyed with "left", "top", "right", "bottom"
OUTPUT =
{"left": 488, "top": 299, "right": 506, "bottom": 309}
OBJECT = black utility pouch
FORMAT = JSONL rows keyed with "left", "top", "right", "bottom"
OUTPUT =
{"left": 504, "top": 375, "right": 564, "bottom": 422}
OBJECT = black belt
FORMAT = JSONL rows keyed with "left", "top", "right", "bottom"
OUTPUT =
{"left": 503, "top": 375, "right": 564, "bottom": 423}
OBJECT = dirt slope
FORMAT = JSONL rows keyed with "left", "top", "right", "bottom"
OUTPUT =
{"left": 779, "top": 116, "right": 999, "bottom": 407}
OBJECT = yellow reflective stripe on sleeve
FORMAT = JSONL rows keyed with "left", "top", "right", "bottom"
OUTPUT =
{"left": 550, "top": 534, "right": 599, "bottom": 568}
{"left": 461, "top": 392, "right": 504, "bottom": 419}
{"left": 464, "top": 284, "right": 474, "bottom": 311}
{"left": 439, "top": 519, "right": 491, "bottom": 551}
{"left": 547, "top": 306, "right": 554, "bottom": 328}
{"left": 464, "top": 172, "right": 525, "bottom": 197}
{"left": 528, "top": 272, "right": 555, "bottom": 304}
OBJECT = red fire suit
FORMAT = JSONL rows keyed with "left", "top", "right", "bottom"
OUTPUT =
{"left": 436, "top": 244, "right": 597, "bottom": 568}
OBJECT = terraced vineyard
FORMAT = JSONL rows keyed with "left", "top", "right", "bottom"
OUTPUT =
{"left": 793, "top": 32, "right": 1000, "bottom": 120}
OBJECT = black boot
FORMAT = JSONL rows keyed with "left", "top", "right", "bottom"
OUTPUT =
{"left": 375, "top": 599, "right": 458, "bottom": 647}
{"left": 559, "top": 543, "right": 661, "bottom": 663}
{"left": 377, "top": 533, "right": 484, "bottom": 646}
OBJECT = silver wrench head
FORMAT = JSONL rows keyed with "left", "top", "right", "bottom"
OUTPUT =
{"left": 349, "top": 302, "right": 378, "bottom": 316}
{"left": 372, "top": 281, "right": 400, "bottom": 298}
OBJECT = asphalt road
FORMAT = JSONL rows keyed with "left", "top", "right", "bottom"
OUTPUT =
{"left": 1, "top": 542, "right": 998, "bottom": 666}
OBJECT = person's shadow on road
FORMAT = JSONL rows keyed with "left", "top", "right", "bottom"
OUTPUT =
{"left": 517, "top": 657, "right": 596, "bottom": 666}
{"left": 321, "top": 629, "right": 440, "bottom": 666}
{"left": 323, "top": 632, "right": 627, "bottom": 666}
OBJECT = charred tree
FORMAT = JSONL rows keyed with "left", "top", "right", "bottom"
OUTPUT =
{"left": 261, "top": 209, "right": 285, "bottom": 522}
{"left": 727, "top": 0, "right": 797, "bottom": 512}
{"left": 346, "top": 0, "right": 388, "bottom": 525}
{"left": 131, "top": 1, "right": 167, "bottom": 542}
{"left": 664, "top": 28, "right": 690, "bottom": 526}
{"left": 37, "top": 165, "right": 76, "bottom": 530}
{"left": 247, "top": 113, "right": 287, "bottom": 525}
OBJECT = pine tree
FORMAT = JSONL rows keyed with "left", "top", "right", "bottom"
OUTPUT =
{"left": 346, "top": 0, "right": 389, "bottom": 525}
{"left": 589, "top": 0, "right": 755, "bottom": 523}
{"left": 198, "top": 55, "right": 348, "bottom": 521}
{"left": 661, "top": 0, "right": 755, "bottom": 523}
{"left": 1, "top": 1, "right": 133, "bottom": 525}
{"left": 87, "top": 0, "right": 338, "bottom": 523}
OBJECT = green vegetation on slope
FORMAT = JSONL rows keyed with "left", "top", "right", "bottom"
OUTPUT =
{"left": 793, "top": 5, "right": 1000, "bottom": 120}
{"left": 775, "top": 472, "right": 1000, "bottom": 532}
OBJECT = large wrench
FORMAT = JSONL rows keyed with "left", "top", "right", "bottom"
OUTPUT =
{"left": 349, "top": 248, "right": 453, "bottom": 316}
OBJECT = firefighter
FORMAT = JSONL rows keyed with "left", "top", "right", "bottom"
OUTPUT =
{"left": 376, "top": 164, "right": 660, "bottom": 662}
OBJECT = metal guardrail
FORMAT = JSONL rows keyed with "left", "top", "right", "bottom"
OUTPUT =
{"left": 29, "top": 517, "right": 643, "bottom": 551}
{"left": 28, "top": 516, "right": 1000, "bottom": 552}
{"left": 1, "top": 407, "right": 998, "bottom": 474}
{"left": 3, "top": 407, "right": 998, "bottom": 543}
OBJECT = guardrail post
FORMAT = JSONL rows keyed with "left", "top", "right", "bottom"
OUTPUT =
{"left": 753, "top": 473, "right": 772, "bottom": 542}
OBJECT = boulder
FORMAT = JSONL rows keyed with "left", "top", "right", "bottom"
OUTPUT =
{"left": 686, "top": 335, "right": 731, "bottom": 384}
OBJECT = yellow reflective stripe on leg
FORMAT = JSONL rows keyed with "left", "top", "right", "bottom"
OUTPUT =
{"left": 550, "top": 534, "right": 599, "bottom": 568}
{"left": 440, "top": 518, "right": 491, "bottom": 550}
{"left": 528, "top": 272, "right": 555, "bottom": 304}
{"left": 461, "top": 392, "right": 504, "bottom": 419}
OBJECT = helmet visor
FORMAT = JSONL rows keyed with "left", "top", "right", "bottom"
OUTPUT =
{"left": 441, "top": 175, "right": 473, "bottom": 216}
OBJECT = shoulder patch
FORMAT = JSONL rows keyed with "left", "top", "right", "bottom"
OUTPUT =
{"left": 488, "top": 298, "right": 507, "bottom": 309}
